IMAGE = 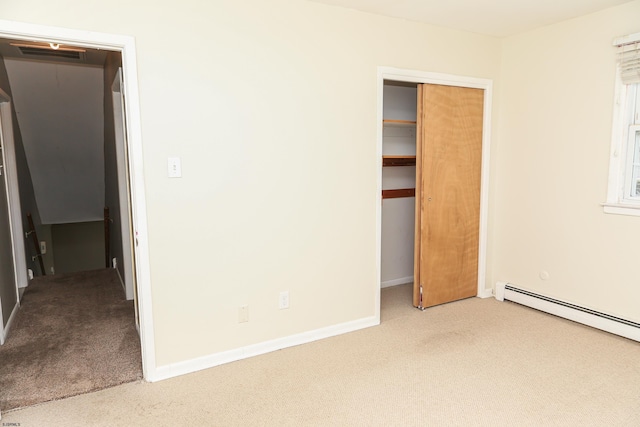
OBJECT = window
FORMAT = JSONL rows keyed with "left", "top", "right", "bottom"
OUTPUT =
{"left": 629, "top": 124, "right": 640, "bottom": 199}
{"left": 604, "top": 32, "right": 640, "bottom": 216}
{"left": 622, "top": 85, "right": 640, "bottom": 200}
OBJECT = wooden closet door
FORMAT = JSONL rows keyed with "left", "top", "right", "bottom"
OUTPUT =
{"left": 413, "top": 84, "right": 483, "bottom": 308}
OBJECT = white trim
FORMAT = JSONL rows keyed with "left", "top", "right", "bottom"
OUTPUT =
{"left": 114, "top": 263, "right": 126, "bottom": 292}
{"left": 381, "top": 276, "right": 413, "bottom": 288}
{"left": 613, "top": 32, "right": 640, "bottom": 47}
{"left": 495, "top": 282, "right": 640, "bottom": 342}
{"left": 605, "top": 68, "right": 627, "bottom": 207}
{"left": 376, "top": 67, "right": 493, "bottom": 309}
{"left": 375, "top": 70, "right": 384, "bottom": 323}
{"left": 380, "top": 67, "right": 492, "bottom": 90}
{"left": 0, "top": 299, "right": 19, "bottom": 346}
{"left": 602, "top": 202, "right": 640, "bottom": 216}
{"left": 494, "top": 281, "right": 507, "bottom": 301}
{"left": 477, "top": 288, "right": 494, "bottom": 299}
{"left": 111, "top": 68, "right": 135, "bottom": 301}
{"left": 0, "top": 89, "right": 21, "bottom": 345}
{"left": 0, "top": 90, "right": 26, "bottom": 293}
{"left": 478, "top": 84, "right": 493, "bottom": 299}
{"left": 153, "top": 315, "right": 379, "bottom": 382}
{"left": 0, "top": 20, "right": 157, "bottom": 381}
{"left": 624, "top": 125, "right": 640, "bottom": 201}
{"left": 605, "top": 40, "right": 640, "bottom": 214}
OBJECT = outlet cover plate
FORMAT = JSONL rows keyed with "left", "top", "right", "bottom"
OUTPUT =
{"left": 238, "top": 305, "right": 249, "bottom": 323}
{"left": 279, "top": 291, "right": 290, "bottom": 310}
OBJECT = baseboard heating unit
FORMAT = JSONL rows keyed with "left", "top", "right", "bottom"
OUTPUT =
{"left": 495, "top": 282, "right": 640, "bottom": 342}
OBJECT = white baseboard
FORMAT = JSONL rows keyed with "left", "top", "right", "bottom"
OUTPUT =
{"left": 151, "top": 315, "right": 379, "bottom": 382}
{"left": 477, "top": 288, "right": 494, "bottom": 298}
{"left": 114, "top": 266, "right": 127, "bottom": 298}
{"left": 381, "top": 276, "right": 413, "bottom": 288}
{"left": 0, "top": 300, "right": 20, "bottom": 345}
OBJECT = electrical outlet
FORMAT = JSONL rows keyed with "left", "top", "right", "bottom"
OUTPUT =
{"left": 40, "top": 241, "right": 46, "bottom": 254}
{"left": 238, "top": 305, "right": 249, "bottom": 323}
{"left": 278, "top": 291, "right": 290, "bottom": 310}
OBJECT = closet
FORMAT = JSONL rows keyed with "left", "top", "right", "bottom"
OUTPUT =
{"left": 381, "top": 82, "right": 417, "bottom": 291}
{"left": 381, "top": 80, "right": 484, "bottom": 309}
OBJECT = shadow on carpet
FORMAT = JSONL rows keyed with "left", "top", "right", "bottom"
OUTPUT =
{"left": 0, "top": 269, "right": 142, "bottom": 411}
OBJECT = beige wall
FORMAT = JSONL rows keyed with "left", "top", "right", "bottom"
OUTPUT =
{"left": 0, "top": 0, "right": 503, "bottom": 366}
{"left": 5, "top": 0, "right": 638, "bottom": 374}
{"left": 495, "top": 1, "right": 640, "bottom": 322}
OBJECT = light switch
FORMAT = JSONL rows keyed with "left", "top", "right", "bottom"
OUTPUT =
{"left": 168, "top": 157, "right": 181, "bottom": 178}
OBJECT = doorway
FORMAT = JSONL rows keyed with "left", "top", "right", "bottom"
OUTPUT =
{"left": 376, "top": 67, "right": 493, "bottom": 319}
{"left": 0, "top": 20, "right": 155, "bottom": 381}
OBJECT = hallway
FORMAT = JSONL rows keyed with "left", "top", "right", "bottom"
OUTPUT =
{"left": 0, "top": 269, "right": 141, "bottom": 411}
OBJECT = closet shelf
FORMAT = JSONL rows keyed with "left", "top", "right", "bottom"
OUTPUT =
{"left": 382, "top": 155, "right": 416, "bottom": 167}
{"left": 382, "top": 188, "right": 415, "bottom": 199}
{"left": 383, "top": 119, "right": 417, "bottom": 127}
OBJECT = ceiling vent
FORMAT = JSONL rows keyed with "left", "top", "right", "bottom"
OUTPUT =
{"left": 8, "top": 43, "right": 87, "bottom": 62}
{"left": 18, "top": 46, "right": 84, "bottom": 60}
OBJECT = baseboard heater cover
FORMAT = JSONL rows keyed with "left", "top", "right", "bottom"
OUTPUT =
{"left": 495, "top": 282, "right": 640, "bottom": 342}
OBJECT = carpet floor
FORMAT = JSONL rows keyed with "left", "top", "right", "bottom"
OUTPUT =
{"left": 2, "top": 284, "right": 640, "bottom": 426}
{"left": 0, "top": 269, "right": 142, "bottom": 411}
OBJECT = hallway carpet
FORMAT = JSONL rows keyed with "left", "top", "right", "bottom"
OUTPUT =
{"left": 0, "top": 269, "right": 142, "bottom": 411}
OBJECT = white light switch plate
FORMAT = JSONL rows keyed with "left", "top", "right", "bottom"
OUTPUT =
{"left": 168, "top": 157, "right": 182, "bottom": 178}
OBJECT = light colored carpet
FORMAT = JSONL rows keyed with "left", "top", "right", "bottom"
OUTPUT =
{"left": 2, "top": 283, "right": 639, "bottom": 426}
{"left": 0, "top": 269, "right": 142, "bottom": 411}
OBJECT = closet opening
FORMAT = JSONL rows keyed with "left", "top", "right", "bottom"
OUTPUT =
{"left": 377, "top": 68, "right": 493, "bottom": 319}
{"left": 380, "top": 80, "right": 418, "bottom": 310}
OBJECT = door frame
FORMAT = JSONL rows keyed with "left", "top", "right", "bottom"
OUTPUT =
{"left": 375, "top": 67, "right": 493, "bottom": 318}
{"left": 112, "top": 68, "right": 135, "bottom": 301}
{"left": 0, "top": 20, "right": 157, "bottom": 380}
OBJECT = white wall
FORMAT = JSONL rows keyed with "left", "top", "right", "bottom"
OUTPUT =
{"left": 0, "top": 55, "right": 45, "bottom": 279}
{"left": 381, "top": 84, "right": 416, "bottom": 286}
{"left": 4, "top": 60, "right": 104, "bottom": 224}
{"left": 495, "top": 0, "right": 640, "bottom": 322}
{"left": 383, "top": 85, "right": 417, "bottom": 122}
{"left": 0, "top": 0, "right": 502, "bottom": 368}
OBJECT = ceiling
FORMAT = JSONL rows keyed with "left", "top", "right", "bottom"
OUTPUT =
{"left": 307, "top": 0, "right": 635, "bottom": 37}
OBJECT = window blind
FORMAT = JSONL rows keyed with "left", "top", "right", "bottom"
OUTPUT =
{"left": 616, "top": 32, "right": 640, "bottom": 85}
